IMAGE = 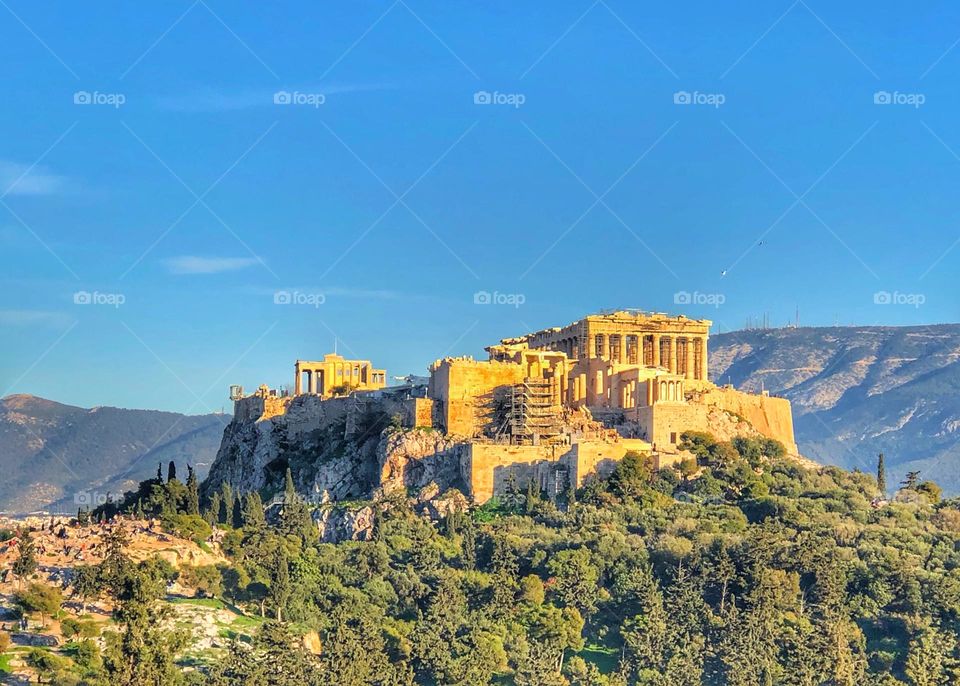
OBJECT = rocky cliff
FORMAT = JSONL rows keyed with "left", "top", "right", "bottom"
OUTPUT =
{"left": 202, "top": 392, "right": 469, "bottom": 506}
{"left": 710, "top": 324, "right": 960, "bottom": 494}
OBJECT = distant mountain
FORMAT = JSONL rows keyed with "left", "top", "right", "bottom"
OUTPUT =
{"left": 710, "top": 324, "right": 960, "bottom": 494}
{"left": 0, "top": 394, "right": 226, "bottom": 513}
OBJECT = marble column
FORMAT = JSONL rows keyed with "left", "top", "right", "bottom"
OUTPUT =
{"left": 700, "top": 336, "right": 709, "bottom": 381}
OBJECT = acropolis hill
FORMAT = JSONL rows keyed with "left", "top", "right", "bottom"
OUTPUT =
{"left": 204, "top": 310, "right": 798, "bottom": 526}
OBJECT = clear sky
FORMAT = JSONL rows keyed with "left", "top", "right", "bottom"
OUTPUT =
{"left": 2, "top": 1, "right": 960, "bottom": 414}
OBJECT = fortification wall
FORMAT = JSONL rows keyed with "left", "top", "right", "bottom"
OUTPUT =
{"left": 430, "top": 359, "right": 526, "bottom": 436}
{"left": 463, "top": 438, "right": 654, "bottom": 503}
{"left": 567, "top": 438, "right": 651, "bottom": 488}
{"left": 403, "top": 398, "right": 434, "bottom": 429}
{"left": 233, "top": 395, "right": 291, "bottom": 422}
{"left": 698, "top": 387, "right": 798, "bottom": 453}
{"left": 635, "top": 403, "right": 708, "bottom": 451}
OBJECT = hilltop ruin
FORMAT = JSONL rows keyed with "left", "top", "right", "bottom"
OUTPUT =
{"left": 206, "top": 311, "right": 798, "bottom": 509}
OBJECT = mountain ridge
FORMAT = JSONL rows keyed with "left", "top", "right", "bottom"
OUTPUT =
{"left": 0, "top": 393, "right": 225, "bottom": 513}
{"left": 709, "top": 323, "right": 960, "bottom": 493}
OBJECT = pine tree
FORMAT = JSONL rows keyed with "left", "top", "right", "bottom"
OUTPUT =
{"left": 155, "top": 462, "right": 163, "bottom": 484}
{"left": 903, "top": 471, "right": 921, "bottom": 491}
{"left": 905, "top": 626, "right": 953, "bottom": 686}
{"left": 12, "top": 531, "right": 38, "bottom": 587}
{"left": 877, "top": 453, "right": 887, "bottom": 495}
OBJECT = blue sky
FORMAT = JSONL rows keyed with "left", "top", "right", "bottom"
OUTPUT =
{"left": 2, "top": 1, "right": 960, "bottom": 413}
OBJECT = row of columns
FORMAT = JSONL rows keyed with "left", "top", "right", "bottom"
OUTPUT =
{"left": 294, "top": 362, "right": 374, "bottom": 395}
{"left": 589, "top": 333, "right": 709, "bottom": 380}
{"left": 547, "top": 336, "right": 581, "bottom": 360}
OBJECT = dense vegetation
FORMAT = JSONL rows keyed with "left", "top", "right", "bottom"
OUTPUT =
{"left": 13, "top": 432, "right": 960, "bottom": 684}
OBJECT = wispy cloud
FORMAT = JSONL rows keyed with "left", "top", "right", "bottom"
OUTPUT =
{"left": 156, "top": 83, "right": 394, "bottom": 113}
{"left": 0, "top": 310, "right": 74, "bottom": 327}
{"left": 0, "top": 161, "right": 68, "bottom": 196}
{"left": 163, "top": 256, "right": 260, "bottom": 275}
{"left": 247, "top": 285, "right": 406, "bottom": 300}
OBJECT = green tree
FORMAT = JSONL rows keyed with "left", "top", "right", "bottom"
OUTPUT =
{"left": 71, "top": 564, "right": 102, "bottom": 613}
{"left": 243, "top": 491, "right": 266, "bottom": 529}
{"left": 14, "top": 582, "right": 63, "bottom": 627}
{"left": 547, "top": 547, "right": 600, "bottom": 616}
{"left": 12, "top": 530, "right": 38, "bottom": 586}
{"left": 185, "top": 465, "right": 200, "bottom": 516}
{"left": 270, "top": 548, "right": 291, "bottom": 621}
{"left": 607, "top": 451, "right": 654, "bottom": 499}
{"left": 905, "top": 626, "right": 954, "bottom": 686}
{"left": 877, "top": 453, "right": 887, "bottom": 495}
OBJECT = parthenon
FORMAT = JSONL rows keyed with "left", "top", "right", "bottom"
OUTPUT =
{"left": 229, "top": 310, "right": 797, "bottom": 504}
{"left": 498, "top": 310, "right": 710, "bottom": 381}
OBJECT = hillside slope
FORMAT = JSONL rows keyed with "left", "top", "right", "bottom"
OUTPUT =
{"left": 710, "top": 324, "right": 960, "bottom": 493}
{"left": 0, "top": 394, "right": 225, "bottom": 512}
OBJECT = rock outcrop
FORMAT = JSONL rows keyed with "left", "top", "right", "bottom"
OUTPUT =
{"left": 378, "top": 429, "right": 466, "bottom": 495}
{"left": 204, "top": 394, "right": 468, "bottom": 512}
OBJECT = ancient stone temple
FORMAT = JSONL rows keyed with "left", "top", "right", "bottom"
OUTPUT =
{"left": 223, "top": 310, "right": 799, "bottom": 506}
{"left": 294, "top": 354, "right": 387, "bottom": 398}
{"left": 497, "top": 310, "right": 710, "bottom": 381}
{"left": 430, "top": 310, "right": 796, "bottom": 459}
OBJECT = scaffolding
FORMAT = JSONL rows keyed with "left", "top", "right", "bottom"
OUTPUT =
{"left": 508, "top": 377, "right": 561, "bottom": 443}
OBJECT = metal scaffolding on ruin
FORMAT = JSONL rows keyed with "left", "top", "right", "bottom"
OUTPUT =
{"left": 507, "top": 378, "right": 561, "bottom": 443}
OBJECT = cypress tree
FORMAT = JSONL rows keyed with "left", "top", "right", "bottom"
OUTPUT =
{"left": 185, "top": 465, "right": 200, "bottom": 516}
{"left": 243, "top": 492, "right": 266, "bottom": 529}
{"left": 167, "top": 461, "right": 177, "bottom": 483}
{"left": 206, "top": 492, "right": 222, "bottom": 526}
{"left": 219, "top": 483, "right": 234, "bottom": 525}
{"left": 232, "top": 496, "right": 244, "bottom": 529}
{"left": 877, "top": 453, "right": 887, "bottom": 495}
